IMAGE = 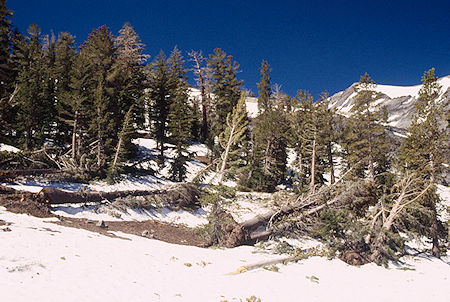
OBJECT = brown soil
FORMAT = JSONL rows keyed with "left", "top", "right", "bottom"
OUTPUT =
{"left": 52, "top": 216, "right": 208, "bottom": 247}
{"left": 0, "top": 191, "right": 54, "bottom": 218}
{"left": 339, "top": 250, "right": 369, "bottom": 266}
{"left": 0, "top": 189, "right": 208, "bottom": 247}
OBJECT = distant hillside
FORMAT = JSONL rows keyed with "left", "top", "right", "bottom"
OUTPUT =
{"left": 328, "top": 75, "right": 450, "bottom": 133}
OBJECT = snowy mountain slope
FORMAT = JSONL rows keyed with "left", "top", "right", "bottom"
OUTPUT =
{"left": 329, "top": 75, "right": 450, "bottom": 131}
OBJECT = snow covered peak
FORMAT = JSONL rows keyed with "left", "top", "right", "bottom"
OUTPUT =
{"left": 329, "top": 75, "right": 450, "bottom": 131}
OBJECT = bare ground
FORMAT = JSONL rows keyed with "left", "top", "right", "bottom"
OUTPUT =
{"left": 0, "top": 190, "right": 208, "bottom": 247}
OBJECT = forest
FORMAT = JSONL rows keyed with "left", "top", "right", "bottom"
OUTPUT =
{"left": 0, "top": 0, "right": 448, "bottom": 265}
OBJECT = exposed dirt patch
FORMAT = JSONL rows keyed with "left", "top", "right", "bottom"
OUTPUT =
{"left": 51, "top": 217, "right": 208, "bottom": 247}
{"left": 339, "top": 250, "right": 370, "bottom": 266}
{"left": 0, "top": 189, "right": 208, "bottom": 247}
{"left": 0, "top": 191, "right": 54, "bottom": 218}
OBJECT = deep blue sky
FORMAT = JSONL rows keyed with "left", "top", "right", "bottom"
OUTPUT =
{"left": 8, "top": 0, "right": 450, "bottom": 98}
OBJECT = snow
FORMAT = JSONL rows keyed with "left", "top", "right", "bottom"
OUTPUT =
{"left": 372, "top": 75, "right": 450, "bottom": 99}
{"left": 51, "top": 204, "right": 208, "bottom": 228}
{"left": 1, "top": 207, "right": 449, "bottom": 302}
{"left": 1, "top": 135, "right": 450, "bottom": 301}
{"left": 0, "top": 143, "right": 20, "bottom": 153}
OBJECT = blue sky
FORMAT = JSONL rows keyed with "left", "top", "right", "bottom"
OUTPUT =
{"left": 8, "top": 0, "right": 450, "bottom": 98}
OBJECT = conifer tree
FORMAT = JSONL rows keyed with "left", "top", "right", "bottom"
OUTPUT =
{"left": 81, "top": 26, "right": 117, "bottom": 169}
{"left": 344, "top": 73, "right": 390, "bottom": 181}
{"left": 0, "top": 0, "right": 16, "bottom": 142}
{"left": 251, "top": 107, "right": 290, "bottom": 191}
{"left": 188, "top": 50, "right": 210, "bottom": 143}
{"left": 66, "top": 53, "right": 91, "bottom": 160}
{"left": 398, "top": 68, "right": 448, "bottom": 258}
{"left": 167, "top": 47, "right": 192, "bottom": 181}
{"left": 257, "top": 60, "right": 272, "bottom": 113}
{"left": 109, "top": 104, "right": 135, "bottom": 181}
{"left": 207, "top": 48, "right": 243, "bottom": 138}
{"left": 147, "top": 50, "right": 171, "bottom": 163}
{"left": 53, "top": 32, "right": 76, "bottom": 145}
{"left": 13, "top": 24, "right": 47, "bottom": 150}
{"left": 113, "top": 23, "right": 148, "bottom": 133}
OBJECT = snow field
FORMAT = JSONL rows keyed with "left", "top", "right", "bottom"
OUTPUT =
{"left": 1, "top": 207, "right": 449, "bottom": 302}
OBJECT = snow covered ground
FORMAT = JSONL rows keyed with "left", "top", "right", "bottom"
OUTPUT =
{"left": 1, "top": 138, "right": 449, "bottom": 301}
{"left": 1, "top": 207, "right": 449, "bottom": 302}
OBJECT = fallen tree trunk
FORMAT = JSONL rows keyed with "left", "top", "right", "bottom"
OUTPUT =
{"left": 0, "top": 169, "right": 62, "bottom": 180}
{"left": 37, "top": 187, "right": 154, "bottom": 204}
{"left": 37, "top": 183, "right": 201, "bottom": 206}
{"left": 216, "top": 179, "right": 368, "bottom": 247}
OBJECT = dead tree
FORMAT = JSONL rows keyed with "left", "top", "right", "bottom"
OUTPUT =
{"left": 189, "top": 50, "right": 209, "bottom": 142}
{"left": 368, "top": 173, "right": 432, "bottom": 262}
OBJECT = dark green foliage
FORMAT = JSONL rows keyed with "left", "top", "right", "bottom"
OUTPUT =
{"left": 147, "top": 50, "right": 171, "bottom": 162}
{"left": 13, "top": 24, "right": 50, "bottom": 150}
{"left": 53, "top": 32, "right": 76, "bottom": 146}
{"left": 343, "top": 73, "right": 391, "bottom": 181}
{"left": 0, "top": 0, "right": 16, "bottom": 142}
{"left": 207, "top": 48, "right": 243, "bottom": 137}
{"left": 257, "top": 60, "right": 272, "bottom": 113}
{"left": 397, "top": 68, "right": 448, "bottom": 257}
{"left": 243, "top": 108, "right": 289, "bottom": 192}
{"left": 167, "top": 47, "right": 192, "bottom": 181}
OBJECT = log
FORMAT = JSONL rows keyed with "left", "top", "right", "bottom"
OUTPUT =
{"left": 37, "top": 187, "right": 156, "bottom": 204}
{"left": 38, "top": 184, "right": 202, "bottom": 206}
{"left": 225, "top": 255, "right": 295, "bottom": 275}
{"left": 0, "top": 169, "right": 62, "bottom": 180}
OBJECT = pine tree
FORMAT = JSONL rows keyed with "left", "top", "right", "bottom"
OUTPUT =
{"left": 66, "top": 53, "right": 91, "bottom": 160}
{"left": 344, "top": 73, "right": 390, "bottom": 181}
{"left": 82, "top": 26, "right": 117, "bottom": 169}
{"left": 251, "top": 108, "right": 290, "bottom": 191}
{"left": 0, "top": 0, "right": 16, "bottom": 142}
{"left": 257, "top": 60, "right": 272, "bottom": 113}
{"left": 13, "top": 24, "right": 47, "bottom": 150}
{"left": 188, "top": 50, "right": 210, "bottom": 143}
{"left": 167, "top": 47, "right": 192, "bottom": 181}
{"left": 207, "top": 48, "right": 243, "bottom": 138}
{"left": 398, "top": 68, "right": 448, "bottom": 258}
{"left": 113, "top": 23, "right": 148, "bottom": 134}
{"left": 146, "top": 50, "right": 171, "bottom": 163}
{"left": 53, "top": 32, "right": 76, "bottom": 146}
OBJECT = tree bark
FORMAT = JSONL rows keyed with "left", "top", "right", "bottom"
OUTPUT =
{"left": 72, "top": 110, "right": 78, "bottom": 160}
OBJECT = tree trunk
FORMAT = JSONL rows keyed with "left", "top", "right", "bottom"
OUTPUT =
{"left": 310, "top": 132, "right": 316, "bottom": 193}
{"left": 327, "top": 141, "right": 335, "bottom": 184}
{"left": 71, "top": 110, "right": 78, "bottom": 160}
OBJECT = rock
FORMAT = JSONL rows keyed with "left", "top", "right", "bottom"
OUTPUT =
{"left": 96, "top": 220, "right": 107, "bottom": 228}
{"left": 2, "top": 227, "right": 12, "bottom": 232}
{"left": 85, "top": 219, "right": 94, "bottom": 224}
{"left": 142, "top": 230, "right": 149, "bottom": 237}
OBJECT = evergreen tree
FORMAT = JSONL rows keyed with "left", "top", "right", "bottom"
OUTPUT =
{"left": 53, "top": 32, "right": 76, "bottom": 146}
{"left": 207, "top": 48, "right": 243, "bottom": 138}
{"left": 257, "top": 60, "right": 272, "bottom": 113}
{"left": 250, "top": 108, "right": 290, "bottom": 191}
{"left": 167, "top": 47, "right": 192, "bottom": 181}
{"left": 398, "top": 68, "right": 448, "bottom": 258}
{"left": 13, "top": 24, "right": 48, "bottom": 150}
{"left": 81, "top": 26, "right": 117, "bottom": 169}
{"left": 66, "top": 53, "right": 91, "bottom": 160}
{"left": 188, "top": 50, "right": 210, "bottom": 143}
{"left": 343, "top": 73, "right": 390, "bottom": 181}
{"left": 0, "top": 0, "right": 16, "bottom": 142}
{"left": 146, "top": 50, "right": 171, "bottom": 163}
{"left": 113, "top": 23, "right": 148, "bottom": 135}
